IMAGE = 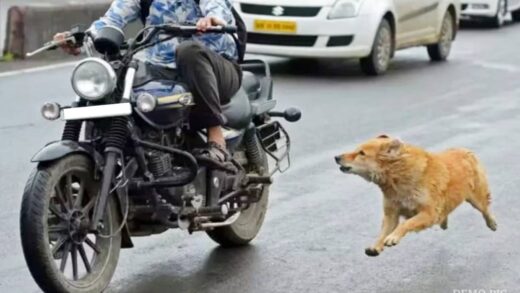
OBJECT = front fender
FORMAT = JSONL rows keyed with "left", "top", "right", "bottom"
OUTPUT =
{"left": 31, "top": 140, "right": 134, "bottom": 248}
{"left": 31, "top": 140, "right": 102, "bottom": 164}
{"left": 360, "top": 0, "right": 397, "bottom": 52}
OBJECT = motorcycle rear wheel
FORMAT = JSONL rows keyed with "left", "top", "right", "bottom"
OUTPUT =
{"left": 206, "top": 139, "right": 270, "bottom": 247}
{"left": 20, "top": 154, "right": 121, "bottom": 293}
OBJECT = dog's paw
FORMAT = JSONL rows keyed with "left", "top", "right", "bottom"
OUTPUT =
{"left": 365, "top": 247, "right": 381, "bottom": 257}
{"left": 486, "top": 218, "right": 497, "bottom": 231}
{"left": 440, "top": 219, "right": 448, "bottom": 230}
{"left": 384, "top": 233, "right": 402, "bottom": 247}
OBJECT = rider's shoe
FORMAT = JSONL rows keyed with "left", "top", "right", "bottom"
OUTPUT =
{"left": 194, "top": 142, "right": 237, "bottom": 173}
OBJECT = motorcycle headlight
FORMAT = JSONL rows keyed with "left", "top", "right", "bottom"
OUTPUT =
{"left": 328, "top": 0, "right": 364, "bottom": 19}
{"left": 71, "top": 58, "right": 116, "bottom": 101}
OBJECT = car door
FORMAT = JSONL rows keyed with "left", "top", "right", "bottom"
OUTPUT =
{"left": 394, "top": 0, "right": 436, "bottom": 46}
{"left": 422, "top": 0, "right": 441, "bottom": 36}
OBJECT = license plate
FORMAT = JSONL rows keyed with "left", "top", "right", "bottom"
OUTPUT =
{"left": 254, "top": 20, "right": 297, "bottom": 34}
{"left": 62, "top": 103, "right": 132, "bottom": 120}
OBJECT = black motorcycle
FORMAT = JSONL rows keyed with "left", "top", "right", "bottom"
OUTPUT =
{"left": 20, "top": 25, "right": 301, "bottom": 293}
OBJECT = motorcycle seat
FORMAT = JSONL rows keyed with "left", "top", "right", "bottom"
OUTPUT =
{"left": 221, "top": 71, "right": 261, "bottom": 129}
{"left": 222, "top": 87, "right": 252, "bottom": 130}
{"left": 241, "top": 71, "right": 261, "bottom": 100}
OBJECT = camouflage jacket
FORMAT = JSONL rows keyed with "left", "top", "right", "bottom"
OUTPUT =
{"left": 91, "top": 0, "right": 237, "bottom": 67}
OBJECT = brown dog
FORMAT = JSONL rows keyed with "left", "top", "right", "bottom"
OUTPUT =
{"left": 335, "top": 135, "right": 497, "bottom": 256}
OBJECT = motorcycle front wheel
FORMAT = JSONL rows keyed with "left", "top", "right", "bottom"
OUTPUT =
{"left": 207, "top": 136, "right": 270, "bottom": 247}
{"left": 20, "top": 154, "right": 121, "bottom": 293}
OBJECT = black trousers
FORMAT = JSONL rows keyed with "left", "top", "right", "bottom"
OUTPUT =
{"left": 176, "top": 41, "right": 242, "bottom": 130}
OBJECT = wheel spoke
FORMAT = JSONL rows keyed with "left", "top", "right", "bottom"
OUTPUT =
{"left": 52, "top": 237, "right": 68, "bottom": 258}
{"left": 60, "top": 242, "right": 71, "bottom": 272}
{"left": 49, "top": 223, "right": 68, "bottom": 233}
{"left": 82, "top": 196, "right": 96, "bottom": 214}
{"left": 71, "top": 244, "right": 78, "bottom": 281}
{"left": 54, "top": 186, "right": 70, "bottom": 212}
{"left": 85, "top": 237, "right": 101, "bottom": 254}
{"left": 78, "top": 244, "right": 92, "bottom": 273}
{"left": 49, "top": 204, "right": 67, "bottom": 221}
{"left": 65, "top": 174, "right": 75, "bottom": 209}
{"left": 49, "top": 224, "right": 68, "bottom": 242}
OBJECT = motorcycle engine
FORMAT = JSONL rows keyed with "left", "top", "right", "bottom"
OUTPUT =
{"left": 148, "top": 150, "right": 172, "bottom": 178}
{"left": 146, "top": 149, "right": 186, "bottom": 205}
{"left": 142, "top": 128, "right": 183, "bottom": 205}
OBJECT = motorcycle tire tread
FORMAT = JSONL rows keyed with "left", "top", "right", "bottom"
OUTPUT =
{"left": 20, "top": 155, "right": 121, "bottom": 293}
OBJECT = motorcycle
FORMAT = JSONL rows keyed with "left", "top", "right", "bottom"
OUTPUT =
{"left": 20, "top": 24, "right": 301, "bottom": 293}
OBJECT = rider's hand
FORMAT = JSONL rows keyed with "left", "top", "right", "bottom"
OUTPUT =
{"left": 196, "top": 16, "right": 227, "bottom": 32}
{"left": 53, "top": 32, "right": 81, "bottom": 56}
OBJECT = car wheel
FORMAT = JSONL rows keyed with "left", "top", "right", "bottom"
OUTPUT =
{"left": 427, "top": 11, "right": 454, "bottom": 62}
{"left": 360, "top": 19, "right": 392, "bottom": 76}
{"left": 489, "top": 0, "right": 507, "bottom": 28}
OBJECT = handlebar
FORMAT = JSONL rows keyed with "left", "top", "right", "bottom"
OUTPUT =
{"left": 26, "top": 30, "right": 85, "bottom": 58}
{"left": 136, "top": 24, "right": 236, "bottom": 48}
{"left": 26, "top": 24, "right": 237, "bottom": 59}
{"left": 160, "top": 25, "right": 237, "bottom": 36}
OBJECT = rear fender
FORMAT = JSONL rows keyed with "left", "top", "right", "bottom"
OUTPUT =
{"left": 241, "top": 59, "right": 275, "bottom": 115}
{"left": 438, "top": 3, "right": 459, "bottom": 40}
{"left": 252, "top": 100, "right": 277, "bottom": 116}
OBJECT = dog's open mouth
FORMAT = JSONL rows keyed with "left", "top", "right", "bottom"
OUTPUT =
{"left": 340, "top": 166, "right": 352, "bottom": 173}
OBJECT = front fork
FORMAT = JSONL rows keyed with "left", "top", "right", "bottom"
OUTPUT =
{"left": 89, "top": 61, "right": 138, "bottom": 231}
{"left": 89, "top": 150, "right": 119, "bottom": 231}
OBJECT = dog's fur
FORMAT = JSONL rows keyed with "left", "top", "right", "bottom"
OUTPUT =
{"left": 335, "top": 135, "right": 497, "bottom": 256}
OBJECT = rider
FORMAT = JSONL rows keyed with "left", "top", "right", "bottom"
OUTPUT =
{"left": 55, "top": 0, "right": 241, "bottom": 163}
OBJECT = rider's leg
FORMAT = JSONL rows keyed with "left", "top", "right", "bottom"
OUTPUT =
{"left": 176, "top": 41, "right": 242, "bottom": 150}
{"left": 208, "top": 126, "right": 226, "bottom": 148}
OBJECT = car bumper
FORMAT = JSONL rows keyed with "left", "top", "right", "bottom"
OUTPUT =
{"left": 246, "top": 44, "right": 370, "bottom": 58}
{"left": 461, "top": 1, "right": 499, "bottom": 18}
{"left": 241, "top": 14, "right": 375, "bottom": 58}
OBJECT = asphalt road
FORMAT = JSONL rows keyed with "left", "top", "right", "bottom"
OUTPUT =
{"left": 1, "top": 23, "right": 520, "bottom": 293}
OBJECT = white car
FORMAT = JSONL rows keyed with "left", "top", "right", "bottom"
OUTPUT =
{"left": 235, "top": 0, "right": 460, "bottom": 75}
{"left": 461, "top": 0, "right": 520, "bottom": 27}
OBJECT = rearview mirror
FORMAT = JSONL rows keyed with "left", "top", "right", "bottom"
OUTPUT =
{"left": 94, "top": 26, "right": 125, "bottom": 56}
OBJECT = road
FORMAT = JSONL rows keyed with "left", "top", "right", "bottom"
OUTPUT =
{"left": 1, "top": 23, "right": 520, "bottom": 293}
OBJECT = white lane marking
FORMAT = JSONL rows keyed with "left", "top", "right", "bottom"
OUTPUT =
{"left": 471, "top": 60, "right": 520, "bottom": 73}
{"left": 0, "top": 54, "right": 276, "bottom": 79}
{"left": 0, "top": 61, "right": 76, "bottom": 79}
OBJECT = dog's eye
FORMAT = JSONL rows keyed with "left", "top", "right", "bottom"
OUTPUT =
{"left": 358, "top": 150, "right": 366, "bottom": 156}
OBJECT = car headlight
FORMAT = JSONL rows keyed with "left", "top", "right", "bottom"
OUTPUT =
{"left": 71, "top": 58, "right": 116, "bottom": 101}
{"left": 328, "top": 0, "right": 364, "bottom": 19}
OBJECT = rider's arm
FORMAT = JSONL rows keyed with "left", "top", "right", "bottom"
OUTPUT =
{"left": 199, "top": 0, "right": 235, "bottom": 24}
{"left": 90, "top": 0, "right": 141, "bottom": 33}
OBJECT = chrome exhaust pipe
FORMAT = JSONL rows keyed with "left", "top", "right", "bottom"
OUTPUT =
{"left": 200, "top": 212, "right": 241, "bottom": 229}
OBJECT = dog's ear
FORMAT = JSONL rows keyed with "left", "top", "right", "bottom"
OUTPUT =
{"left": 384, "top": 138, "right": 403, "bottom": 157}
{"left": 377, "top": 134, "right": 390, "bottom": 139}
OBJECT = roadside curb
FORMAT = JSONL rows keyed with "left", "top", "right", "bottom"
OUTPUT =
{"left": 3, "top": 3, "right": 110, "bottom": 58}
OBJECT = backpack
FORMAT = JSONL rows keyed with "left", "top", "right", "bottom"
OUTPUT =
{"left": 140, "top": 0, "right": 247, "bottom": 62}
